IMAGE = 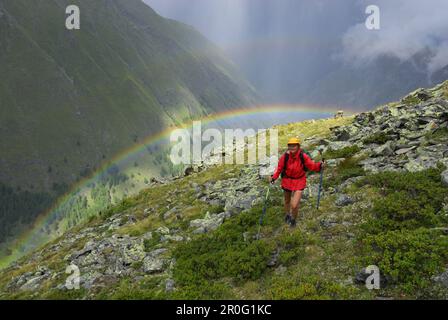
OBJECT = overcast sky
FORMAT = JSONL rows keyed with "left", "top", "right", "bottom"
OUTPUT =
{"left": 145, "top": 0, "right": 448, "bottom": 72}
{"left": 144, "top": 0, "right": 448, "bottom": 106}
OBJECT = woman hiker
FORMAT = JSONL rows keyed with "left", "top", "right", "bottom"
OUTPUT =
{"left": 269, "top": 137, "right": 324, "bottom": 227}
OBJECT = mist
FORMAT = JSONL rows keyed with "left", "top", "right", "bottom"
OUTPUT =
{"left": 144, "top": 0, "right": 448, "bottom": 109}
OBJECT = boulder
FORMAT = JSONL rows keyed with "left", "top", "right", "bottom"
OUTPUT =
{"left": 395, "top": 146, "right": 416, "bottom": 155}
{"left": 325, "top": 158, "right": 345, "bottom": 167}
{"left": 373, "top": 141, "right": 396, "bottom": 157}
{"left": 143, "top": 249, "right": 168, "bottom": 273}
{"left": 335, "top": 194, "right": 354, "bottom": 207}
{"left": 432, "top": 269, "right": 448, "bottom": 288}
{"left": 163, "top": 207, "right": 178, "bottom": 220}
{"left": 189, "top": 212, "right": 225, "bottom": 233}
{"left": 143, "top": 256, "right": 165, "bottom": 273}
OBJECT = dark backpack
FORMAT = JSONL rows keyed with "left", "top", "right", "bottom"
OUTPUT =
{"left": 280, "top": 150, "right": 311, "bottom": 178}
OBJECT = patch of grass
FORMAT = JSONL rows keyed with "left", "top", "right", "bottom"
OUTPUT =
{"left": 267, "top": 274, "right": 358, "bottom": 300}
{"left": 95, "top": 277, "right": 167, "bottom": 300}
{"left": 100, "top": 197, "right": 139, "bottom": 219}
{"left": 170, "top": 280, "right": 235, "bottom": 299}
{"left": 324, "top": 145, "right": 361, "bottom": 159}
{"left": 362, "top": 132, "right": 390, "bottom": 145}
{"left": 276, "top": 231, "right": 315, "bottom": 266}
{"left": 274, "top": 116, "right": 355, "bottom": 149}
{"left": 117, "top": 216, "right": 159, "bottom": 237}
{"left": 326, "top": 157, "right": 365, "bottom": 189}
{"left": 144, "top": 233, "right": 162, "bottom": 252}
{"left": 425, "top": 127, "right": 448, "bottom": 142}
{"left": 402, "top": 95, "right": 420, "bottom": 106}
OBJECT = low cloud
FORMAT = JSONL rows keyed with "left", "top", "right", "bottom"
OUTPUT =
{"left": 340, "top": 0, "right": 448, "bottom": 73}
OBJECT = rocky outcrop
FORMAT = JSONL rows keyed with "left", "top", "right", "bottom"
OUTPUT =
{"left": 324, "top": 82, "right": 448, "bottom": 174}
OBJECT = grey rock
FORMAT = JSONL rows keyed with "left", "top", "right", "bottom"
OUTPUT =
{"left": 441, "top": 170, "right": 448, "bottom": 187}
{"left": 335, "top": 194, "right": 353, "bottom": 207}
{"left": 337, "top": 176, "right": 364, "bottom": 191}
{"left": 163, "top": 207, "right": 178, "bottom": 220}
{"left": 160, "top": 235, "right": 184, "bottom": 242}
{"left": 320, "top": 219, "right": 338, "bottom": 228}
{"left": 190, "top": 212, "right": 224, "bottom": 233}
{"left": 20, "top": 276, "right": 46, "bottom": 291}
{"left": 395, "top": 146, "right": 416, "bottom": 155}
{"left": 373, "top": 141, "right": 396, "bottom": 157}
{"left": 143, "top": 257, "right": 164, "bottom": 273}
{"left": 156, "top": 226, "right": 170, "bottom": 235}
{"left": 143, "top": 249, "right": 167, "bottom": 273}
{"left": 267, "top": 249, "right": 280, "bottom": 267}
{"left": 192, "top": 226, "right": 207, "bottom": 234}
{"left": 325, "top": 158, "right": 345, "bottom": 167}
{"left": 432, "top": 269, "right": 448, "bottom": 288}
{"left": 404, "top": 157, "right": 438, "bottom": 172}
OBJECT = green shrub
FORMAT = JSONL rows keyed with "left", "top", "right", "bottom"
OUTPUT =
{"left": 326, "top": 157, "right": 365, "bottom": 188}
{"left": 360, "top": 228, "right": 448, "bottom": 293}
{"left": 357, "top": 168, "right": 448, "bottom": 294}
{"left": 359, "top": 168, "right": 447, "bottom": 233}
{"left": 363, "top": 192, "right": 441, "bottom": 233}
{"left": 173, "top": 235, "right": 274, "bottom": 285}
{"left": 172, "top": 209, "right": 276, "bottom": 291}
{"left": 276, "top": 232, "right": 311, "bottom": 265}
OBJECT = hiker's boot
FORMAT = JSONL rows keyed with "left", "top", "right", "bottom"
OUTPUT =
{"left": 284, "top": 214, "right": 292, "bottom": 225}
{"left": 289, "top": 218, "right": 297, "bottom": 228}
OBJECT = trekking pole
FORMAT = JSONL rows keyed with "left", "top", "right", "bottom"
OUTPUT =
{"left": 256, "top": 184, "right": 271, "bottom": 240}
{"left": 316, "top": 150, "right": 325, "bottom": 210}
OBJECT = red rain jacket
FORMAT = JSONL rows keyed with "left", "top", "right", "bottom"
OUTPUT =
{"left": 272, "top": 150, "right": 322, "bottom": 191}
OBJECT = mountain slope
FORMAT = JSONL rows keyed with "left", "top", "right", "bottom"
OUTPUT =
{"left": 0, "top": 0, "right": 258, "bottom": 192}
{"left": 0, "top": 0, "right": 258, "bottom": 247}
{"left": 1, "top": 81, "right": 447, "bottom": 299}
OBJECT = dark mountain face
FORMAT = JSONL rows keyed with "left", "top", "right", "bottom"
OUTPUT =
{"left": 0, "top": 0, "right": 257, "bottom": 192}
{"left": 0, "top": 0, "right": 258, "bottom": 250}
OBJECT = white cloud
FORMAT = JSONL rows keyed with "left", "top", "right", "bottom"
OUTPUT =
{"left": 340, "top": 0, "right": 448, "bottom": 73}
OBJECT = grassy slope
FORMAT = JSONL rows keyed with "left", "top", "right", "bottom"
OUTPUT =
{"left": 0, "top": 114, "right": 447, "bottom": 299}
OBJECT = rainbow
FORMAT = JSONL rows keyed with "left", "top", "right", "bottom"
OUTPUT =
{"left": 2, "top": 103, "right": 354, "bottom": 267}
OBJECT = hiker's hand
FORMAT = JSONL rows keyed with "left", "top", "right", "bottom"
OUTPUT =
{"left": 268, "top": 176, "right": 276, "bottom": 184}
